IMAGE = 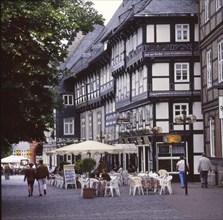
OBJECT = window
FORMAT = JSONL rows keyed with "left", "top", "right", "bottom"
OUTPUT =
{"left": 64, "top": 118, "right": 74, "bottom": 135}
{"left": 175, "top": 24, "right": 189, "bottom": 42}
{"left": 97, "top": 112, "right": 102, "bottom": 137}
{"left": 145, "top": 105, "right": 152, "bottom": 125}
{"left": 205, "top": 0, "right": 210, "bottom": 22}
{"left": 81, "top": 115, "right": 86, "bottom": 139}
{"left": 216, "top": 0, "right": 222, "bottom": 10}
{"left": 218, "top": 41, "right": 223, "bottom": 82}
{"left": 175, "top": 63, "right": 189, "bottom": 82}
{"left": 158, "top": 143, "right": 186, "bottom": 173}
{"left": 173, "top": 103, "right": 188, "bottom": 119}
{"left": 63, "top": 95, "right": 73, "bottom": 106}
{"left": 207, "top": 50, "right": 212, "bottom": 88}
{"left": 89, "top": 113, "right": 93, "bottom": 140}
{"left": 132, "top": 67, "right": 147, "bottom": 97}
{"left": 209, "top": 117, "right": 215, "bottom": 157}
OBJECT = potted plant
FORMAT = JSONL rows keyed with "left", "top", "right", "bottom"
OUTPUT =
{"left": 76, "top": 158, "right": 96, "bottom": 199}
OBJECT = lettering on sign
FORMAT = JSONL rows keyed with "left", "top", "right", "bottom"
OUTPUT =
{"left": 64, "top": 169, "right": 76, "bottom": 184}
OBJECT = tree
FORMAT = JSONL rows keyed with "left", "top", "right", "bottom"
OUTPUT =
{"left": 1, "top": 0, "right": 104, "bottom": 151}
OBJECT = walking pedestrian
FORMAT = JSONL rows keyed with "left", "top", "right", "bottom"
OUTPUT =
{"left": 4, "top": 164, "right": 10, "bottom": 180}
{"left": 36, "top": 159, "right": 49, "bottom": 196}
{"left": 198, "top": 153, "right": 212, "bottom": 188}
{"left": 24, "top": 162, "right": 36, "bottom": 197}
{"left": 176, "top": 155, "right": 185, "bottom": 188}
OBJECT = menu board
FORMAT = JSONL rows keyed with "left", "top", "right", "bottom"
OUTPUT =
{"left": 64, "top": 165, "right": 76, "bottom": 187}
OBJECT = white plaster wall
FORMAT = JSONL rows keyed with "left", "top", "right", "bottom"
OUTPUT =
{"left": 194, "top": 155, "right": 202, "bottom": 174}
{"left": 193, "top": 134, "right": 204, "bottom": 153}
{"left": 193, "top": 102, "right": 203, "bottom": 119}
{"left": 137, "top": 27, "right": 143, "bottom": 45}
{"left": 193, "top": 121, "right": 203, "bottom": 130}
{"left": 175, "top": 84, "right": 190, "bottom": 90}
{"left": 194, "top": 62, "right": 201, "bottom": 76}
{"left": 156, "top": 102, "right": 169, "bottom": 119}
{"left": 146, "top": 25, "right": 154, "bottom": 42}
{"left": 194, "top": 77, "right": 201, "bottom": 90}
{"left": 194, "top": 24, "right": 199, "bottom": 42}
{"left": 152, "top": 78, "right": 169, "bottom": 90}
{"left": 156, "top": 121, "right": 169, "bottom": 133}
{"left": 156, "top": 25, "right": 170, "bottom": 42}
{"left": 152, "top": 63, "right": 169, "bottom": 76}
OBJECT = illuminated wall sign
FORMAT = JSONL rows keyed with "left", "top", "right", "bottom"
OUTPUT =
{"left": 163, "top": 134, "right": 182, "bottom": 144}
{"left": 116, "top": 118, "right": 129, "bottom": 124}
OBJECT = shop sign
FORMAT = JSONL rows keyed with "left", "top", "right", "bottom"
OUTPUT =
{"left": 163, "top": 134, "right": 181, "bottom": 144}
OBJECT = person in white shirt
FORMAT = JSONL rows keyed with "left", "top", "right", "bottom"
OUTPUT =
{"left": 176, "top": 155, "right": 185, "bottom": 188}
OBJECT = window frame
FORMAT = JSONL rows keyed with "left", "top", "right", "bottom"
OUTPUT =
{"left": 209, "top": 117, "right": 215, "bottom": 157}
{"left": 63, "top": 118, "right": 74, "bottom": 135}
{"left": 206, "top": 50, "right": 212, "bottom": 88}
{"left": 205, "top": 0, "right": 210, "bottom": 22}
{"left": 63, "top": 94, "right": 74, "bottom": 106}
{"left": 173, "top": 103, "right": 189, "bottom": 119}
{"left": 216, "top": 0, "right": 222, "bottom": 10}
{"left": 175, "top": 24, "right": 190, "bottom": 42}
{"left": 218, "top": 41, "right": 223, "bottom": 83}
{"left": 174, "top": 63, "right": 189, "bottom": 82}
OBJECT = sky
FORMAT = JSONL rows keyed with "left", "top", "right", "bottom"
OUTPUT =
{"left": 91, "top": 0, "right": 123, "bottom": 25}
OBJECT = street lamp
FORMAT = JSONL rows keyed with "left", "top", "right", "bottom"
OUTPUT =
{"left": 175, "top": 111, "right": 196, "bottom": 195}
{"left": 150, "top": 126, "right": 162, "bottom": 172}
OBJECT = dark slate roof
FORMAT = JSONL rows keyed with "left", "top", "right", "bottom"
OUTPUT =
{"left": 60, "top": 24, "right": 104, "bottom": 72}
{"left": 135, "top": 0, "right": 198, "bottom": 17}
{"left": 60, "top": 0, "right": 198, "bottom": 77}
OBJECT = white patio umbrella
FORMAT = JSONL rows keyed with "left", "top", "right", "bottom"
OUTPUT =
{"left": 1, "top": 155, "right": 29, "bottom": 164}
{"left": 54, "top": 140, "right": 123, "bottom": 156}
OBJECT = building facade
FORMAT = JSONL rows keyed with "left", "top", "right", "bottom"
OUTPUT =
{"left": 199, "top": 0, "right": 223, "bottom": 185}
{"left": 56, "top": 0, "right": 204, "bottom": 180}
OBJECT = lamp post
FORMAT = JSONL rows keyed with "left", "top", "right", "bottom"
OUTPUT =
{"left": 150, "top": 127, "right": 162, "bottom": 172}
{"left": 175, "top": 111, "right": 196, "bottom": 195}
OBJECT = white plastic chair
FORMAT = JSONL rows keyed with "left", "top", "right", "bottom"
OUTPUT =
{"left": 104, "top": 178, "right": 120, "bottom": 197}
{"left": 149, "top": 172, "right": 158, "bottom": 179}
{"left": 122, "top": 170, "right": 129, "bottom": 185}
{"left": 90, "top": 178, "right": 100, "bottom": 196}
{"left": 138, "top": 172, "right": 148, "bottom": 177}
{"left": 78, "top": 177, "right": 89, "bottom": 197}
{"left": 49, "top": 177, "right": 55, "bottom": 186}
{"left": 158, "top": 169, "right": 169, "bottom": 178}
{"left": 129, "top": 176, "right": 144, "bottom": 196}
{"left": 159, "top": 175, "right": 173, "bottom": 195}
{"left": 55, "top": 175, "right": 64, "bottom": 188}
{"left": 112, "top": 172, "right": 123, "bottom": 186}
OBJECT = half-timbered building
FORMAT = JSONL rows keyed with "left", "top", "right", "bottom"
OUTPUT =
{"left": 199, "top": 0, "right": 223, "bottom": 185}
{"left": 56, "top": 0, "right": 203, "bottom": 180}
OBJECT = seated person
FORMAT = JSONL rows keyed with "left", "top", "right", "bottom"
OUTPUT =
{"left": 90, "top": 168, "right": 100, "bottom": 179}
{"left": 101, "top": 169, "right": 111, "bottom": 181}
{"left": 113, "top": 164, "right": 118, "bottom": 172}
{"left": 117, "top": 167, "right": 123, "bottom": 173}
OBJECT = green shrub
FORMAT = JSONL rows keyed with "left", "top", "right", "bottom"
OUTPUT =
{"left": 74, "top": 158, "right": 96, "bottom": 174}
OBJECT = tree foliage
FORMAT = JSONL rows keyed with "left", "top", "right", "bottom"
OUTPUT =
{"left": 1, "top": 0, "right": 104, "bottom": 150}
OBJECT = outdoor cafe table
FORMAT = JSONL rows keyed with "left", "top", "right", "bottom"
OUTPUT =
{"left": 140, "top": 176, "right": 159, "bottom": 194}
{"left": 92, "top": 179, "right": 107, "bottom": 196}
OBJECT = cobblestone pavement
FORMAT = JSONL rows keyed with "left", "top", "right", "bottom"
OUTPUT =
{"left": 1, "top": 175, "right": 223, "bottom": 220}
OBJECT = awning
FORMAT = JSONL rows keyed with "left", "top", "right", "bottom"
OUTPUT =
{"left": 114, "top": 144, "right": 138, "bottom": 154}
{"left": 1, "top": 155, "right": 29, "bottom": 163}
{"left": 53, "top": 140, "right": 123, "bottom": 156}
